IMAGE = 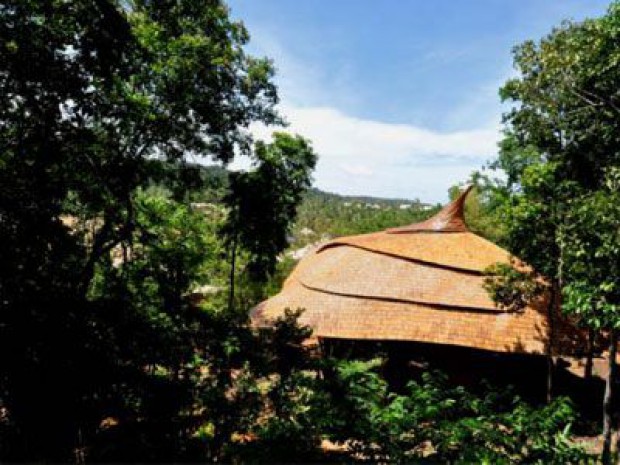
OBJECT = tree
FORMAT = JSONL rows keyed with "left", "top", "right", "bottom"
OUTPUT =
{"left": 84, "top": 191, "right": 221, "bottom": 460}
{"left": 491, "top": 3, "right": 620, "bottom": 462}
{"left": 221, "top": 132, "right": 317, "bottom": 310}
{"left": 255, "top": 358, "right": 588, "bottom": 463}
{"left": 0, "top": 0, "right": 280, "bottom": 459}
{"left": 483, "top": 159, "right": 568, "bottom": 403}
{"left": 559, "top": 169, "right": 620, "bottom": 464}
{"left": 500, "top": 3, "right": 620, "bottom": 190}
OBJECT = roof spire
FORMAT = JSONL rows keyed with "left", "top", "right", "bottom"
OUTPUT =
{"left": 386, "top": 185, "right": 473, "bottom": 233}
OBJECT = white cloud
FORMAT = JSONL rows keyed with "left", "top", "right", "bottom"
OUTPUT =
{"left": 339, "top": 163, "right": 374, "bottom": 177}
{"left": 248, "top": 104, "right": 500, "bottom": 202}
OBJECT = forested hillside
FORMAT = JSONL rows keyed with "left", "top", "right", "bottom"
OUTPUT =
{"left": 178, "top": 163, "right": 441, "bottom": 245}
{"left": 292, "top": 188, "right": 437, "bottom": 243}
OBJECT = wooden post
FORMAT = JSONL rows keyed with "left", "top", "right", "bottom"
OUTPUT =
{"left": 228, "top": 235, "right": 237, "bottom": 312}
{"left": 546, "top": 283, "right": 557, "bottom": 403}
{"left": 602, "top": 329, "right": 617, "bottom": 465}
{"left": 585, "top": 327, "right": 595, "bottom": 380}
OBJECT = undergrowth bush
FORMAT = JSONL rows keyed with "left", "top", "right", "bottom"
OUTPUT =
{"left": 240, "top": 358, "right": 589, "bottom": 464}
{"left": 331, "top": 359, "right": 588, "bottom": 463}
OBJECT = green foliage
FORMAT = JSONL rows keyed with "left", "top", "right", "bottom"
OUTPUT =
{"left": 76, "top": 191, "right": 245, "bottom": 461}
{"left": 235, "top": 370, "right": 330, "bottom": 462}
{"left": 448, "top": 183, "right": 507, "bottom": 244}
{"left": 222, "top": 132, "right": 317, "bottom": 280}
{"left": 489, "top": 0, "right": 620, "bottom": 330}
{"left": 126, "top": 0, "right": 280, "bottom": 162}
{"left": 560, "top": 169, "right": 620, "bottom": 330}
{"left": 205, "top": 308, "right": 321, "bottom": 462}
{"left": 493, "top": 161, "right": 570, "bottom": 280}
{"left": 0, "top": 0, "right": 279, "bottom": 460}
{"left": 483, "top": 3, "right": 620, "bottom": 325}
{"left": 489, "top": 6, "right": 620, "bottom": 460}
{"left": 485, "top": 0, "right": 620, "bottom": 288}
{"left": 501, "top": 2, "right": 620, "bottom": 190}
{"left": 243, "top": 358, "right": 588, "bottom": 464}
{"left": 292, "top": 189, "right": 439, "bottom": 246}
{"left": 492, "top": 134, "right": 544, "bottom": 190}
{"left": 144, "top": 160, "right": 231, "bottom": 203}
{"left": 325, "top": 360, "right": 587, "bottom": 464}
{"left": 222, "top": 352, "right": 591, "bottom": 463}
{"left": 484, "top": 263, "right": 546, "bottom": 313}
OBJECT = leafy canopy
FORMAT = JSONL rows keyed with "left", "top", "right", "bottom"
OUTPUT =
{"left": 222, "top": 132, "right": 317, "bottom": 280}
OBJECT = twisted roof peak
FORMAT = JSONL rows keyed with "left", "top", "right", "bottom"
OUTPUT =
{"left": 386, "top": 185, "right": 473, "bottom": 234}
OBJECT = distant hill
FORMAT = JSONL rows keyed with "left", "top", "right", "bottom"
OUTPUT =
{"left": 292, "top": 187, "right": 440, "bottom": 246}
{"left": 176, "top": 163, "right": 438, "bottom": 208}
{"left": 191, "top": 163, "right": 441, "bottom": 244}
{"left": 147, "top": 162, "right": 440, "bottom": 244}
{"left": 304, "top": 188, "right": 436, "bottom": 210}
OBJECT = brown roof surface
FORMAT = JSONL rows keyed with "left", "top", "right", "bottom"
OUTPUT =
{"left": 252, "top": 187, "right": 582, "bottom": 355}
{"left": 317, "top": 231, "right": 511, "bottom": 273}
{"left": 254, "top": 284, "right": 551, "bottom": 353}
{"left": 296, "top": 245, "right": 499, "bottom": 311}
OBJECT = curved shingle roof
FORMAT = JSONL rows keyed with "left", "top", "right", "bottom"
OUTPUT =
{"left": 252, "top": 187, "right": 581, "bottom": 355}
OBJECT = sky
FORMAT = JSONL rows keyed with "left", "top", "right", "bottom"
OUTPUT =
{"left": 227, "top": 0, "right": 610, "bottom": 202}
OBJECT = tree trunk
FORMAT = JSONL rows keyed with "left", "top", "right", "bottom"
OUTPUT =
{"left": 227, "top": 235, "right": 237, "bottom": 312}
{"left": 585, "top": 327, "right": 595, "bottom": 380}
{"left": 546, "top": 355, "right": 554, "bottom": 404}
{"left": 546, "top": 283, "right": 557, "bottom": 403}
{"left": 602, "top": 329, "right": 617, "bottom": 465}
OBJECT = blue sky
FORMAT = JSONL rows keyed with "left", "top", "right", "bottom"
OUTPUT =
{"left": 228, "top": 0, "right": 610, "bottom": 202}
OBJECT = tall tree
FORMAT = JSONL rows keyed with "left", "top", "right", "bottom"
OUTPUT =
{"left": 559, "top": 169, "right": 620, "bottom": 463}
{"left": 221, "top": 132, "right": 317, "bottom": 310}
{"left": 0, "top": 0, "right": 280, "bottom": 459}
{"left": 491, "top": 3, "right": 620, "bottom": 461}
{"left": 500, "top": 2, "right": 620, "bottom": 189}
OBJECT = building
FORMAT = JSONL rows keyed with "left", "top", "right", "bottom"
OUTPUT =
{"left": 252, "top": 187, "right": 585, "bottom": 397}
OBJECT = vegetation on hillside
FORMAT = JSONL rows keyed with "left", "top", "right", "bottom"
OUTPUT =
{"left": 292, "top": 189, "right": 439, "bottom": 245}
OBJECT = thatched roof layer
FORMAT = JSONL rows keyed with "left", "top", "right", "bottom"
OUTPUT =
{"left": 296, "top": 245, "right": 499, "bottom": 311}
{"left": 255, "top": 284, "right": 550, "bottom": 353}
{"left": 316, "top": 231, "right": 511, "bottom": 273}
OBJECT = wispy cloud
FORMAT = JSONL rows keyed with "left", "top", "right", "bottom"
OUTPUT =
{"left": 225, "top": 0, "right": 616, "bottom": 201}
{"left": 259, "top": 106, "right": 498, "bottom": 161}
{"left": 249, "top": 105, "right": 499, "bottom": 202}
